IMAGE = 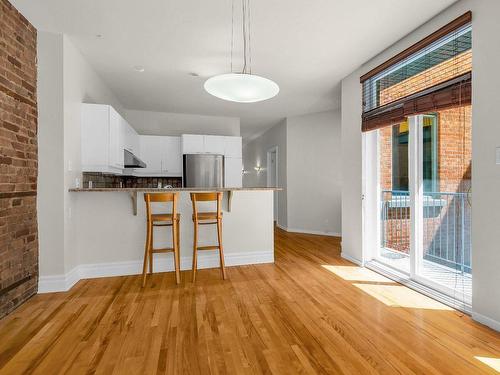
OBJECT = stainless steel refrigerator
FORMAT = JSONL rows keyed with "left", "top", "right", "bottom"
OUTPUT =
{"left": 183, "top": 154, "right": 224, "bottom": 188}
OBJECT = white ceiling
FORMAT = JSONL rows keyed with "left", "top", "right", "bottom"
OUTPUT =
{"left": 12, "top": 0, "right": 457, "bottom": 140}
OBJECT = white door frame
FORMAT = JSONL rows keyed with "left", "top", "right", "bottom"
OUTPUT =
{"left": 267, "top": 146, "right": 278, "bottom": 221}
{"left": 409, "top": 115, "right": 424, "bottom": 279}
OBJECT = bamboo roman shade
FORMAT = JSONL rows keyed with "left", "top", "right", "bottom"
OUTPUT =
{"left": 360, "top": 12, "right": 472, "bottom": 132}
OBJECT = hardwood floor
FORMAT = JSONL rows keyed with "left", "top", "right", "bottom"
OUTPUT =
{"left": 0, "top": 228, "right": 499, "bottom": 374}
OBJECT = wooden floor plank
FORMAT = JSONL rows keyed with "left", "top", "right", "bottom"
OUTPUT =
{"left": 0, "top": 228, "right": 499, "bottom": 374}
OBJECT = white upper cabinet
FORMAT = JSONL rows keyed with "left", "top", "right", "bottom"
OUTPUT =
{"left": 181, "top": 134, "right": 204, "bottom": 154}
{"left": 122, "top": 117, "right": 140, "bottom": 155}
{"left": 204, "top": 135, "right": 226, "bottom": 155}
{"left": 108, "top": 107, "right": 124, "bottom": 169}
{"left": 163, "top": 136, "right": 182, "bottom": 175}
{"left": 181, "top": 134, "right": 242, "bottom": 157}
{"left": 137, "top": 135, "right": 182, "bottom": 176}
{"left": 82, "top": 104, "right": 127, "bottom": 173}
{"left": 224, "top": 136, "right": 242, "bottom": 158}
{"left": 138, "top": 136, "right": 163, "bottom": 174}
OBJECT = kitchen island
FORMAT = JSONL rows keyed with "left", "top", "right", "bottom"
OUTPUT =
{"left": 57, "top": 187, "right": 280, "bottom": 291}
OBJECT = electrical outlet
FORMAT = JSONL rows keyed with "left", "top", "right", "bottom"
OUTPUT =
{"left": 496, "top": 147, "right": 500, "bottom": 165}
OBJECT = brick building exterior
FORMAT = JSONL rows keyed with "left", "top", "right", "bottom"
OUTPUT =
{"left": 0, "top": 0, "right": 38, "bottom": 318}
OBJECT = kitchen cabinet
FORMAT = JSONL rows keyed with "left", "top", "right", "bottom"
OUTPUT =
{"left": 224, "top": 136, "right": 242, "bottom": 158}
{"left": 224, "top": 157, "right": 243, "bottom": 187}
{"left": 181, "top": 134, "right": 205, "bottom": 154}
{"left": 181, "top": 134, "right": 241, "bottom": 156}
{"left": 138, "top": 136, "right": 162, "bottom": 174}
{"left": 122, "top": 117, "right": 140, "bottom": 155}
{"left": 82, "top": 104, "right": 126, "bottom": 173}
{"left": 136, "top": 135, "right": 182, "bottom": 176}
{"left": 204, "top": 135, "right": 226, "bottom": 154}
{"left": 163, "top": 136, "right": 182, "bottom": 174}
{"left": 108, "top": 107, "right": 124, "bottom": 168}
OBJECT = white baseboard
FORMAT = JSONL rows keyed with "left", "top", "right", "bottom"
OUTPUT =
{"left": 340, "top": 252, "right": 364, "bottom": 266}
{"left": 38, "top": 250, "right": 274, "bottom": 293}
{"left": 472, "top": 312, "right": 500, "bottom": 332}
{"left": 277, "top": 224, "right": 341, "bottom": 237}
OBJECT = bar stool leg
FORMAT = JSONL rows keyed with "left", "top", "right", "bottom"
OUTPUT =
{"left": 142, "top": 221, "right": 152, "bottom": 287}
{"left": 173, "top": 220, "right": 181, "bottom": 284}
{"left": 149, "top": 225, "right": 154, "bottom": 275}
{"left": 192, "top": 221, "right": 198, "bottom": 282}
{"left": 217, "top": 218, "right": 227, "bottom": 280}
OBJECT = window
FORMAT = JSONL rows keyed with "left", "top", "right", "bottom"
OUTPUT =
{"left": 360, "top": 12, "right": 472, "bottom": 133}
{"left": 391, "top": 115, "right": 438, "bottom": 193}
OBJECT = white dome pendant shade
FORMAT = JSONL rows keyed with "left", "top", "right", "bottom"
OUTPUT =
{"left": 204, "top": 73, "right": 279, "bottom": 103}
{"left": 204, "top": 0, "right": 279, "bottom": 103}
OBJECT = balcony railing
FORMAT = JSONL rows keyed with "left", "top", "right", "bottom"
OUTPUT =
{"left": 381, "top": 190, "right": 471, "bottom": 274}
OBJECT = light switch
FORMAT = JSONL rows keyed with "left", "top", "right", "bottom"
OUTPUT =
{"left": 68, "top": 160, "right": 72, "bottom": 171}
{"left": 496, "top": 147, "right": 500, "bottom": 165}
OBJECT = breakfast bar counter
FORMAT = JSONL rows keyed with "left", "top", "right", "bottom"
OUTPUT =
{"left": 63, "top": 187, "right": 281, "bottom": 287}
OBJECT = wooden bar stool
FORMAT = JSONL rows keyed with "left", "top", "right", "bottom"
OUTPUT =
{"left": 190, "top": 192, "right": 226, "bottom": 282}
{"left": 142, "top": 193, "right": 181, "bottom": 287}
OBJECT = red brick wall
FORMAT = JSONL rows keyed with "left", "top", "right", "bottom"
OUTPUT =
{"left": 437, "top": 106, "right": 472, "bottom": 193}
{"left": 0, "top": 0, "right": 38, "bottom": 318}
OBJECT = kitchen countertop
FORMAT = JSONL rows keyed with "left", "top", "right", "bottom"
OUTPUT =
{"left": 69, "top": 187, "right": 282, "bottom": 192}
{"left": 69, "top": 186, "right": 281, "bottom": 215}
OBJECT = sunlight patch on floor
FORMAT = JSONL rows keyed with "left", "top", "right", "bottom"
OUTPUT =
{"left": 475, "top": 356, "right": 500, "bottom": 372}
{"left": 322, "top": 265, "right": 393, "bottom": 283}
{"left": 353, "top": 283, "right": 453, "bottom": 310}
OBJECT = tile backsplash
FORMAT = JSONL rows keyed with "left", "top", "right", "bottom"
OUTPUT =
{"left": 82, "top": 173, "right": 182, "bottom": 188}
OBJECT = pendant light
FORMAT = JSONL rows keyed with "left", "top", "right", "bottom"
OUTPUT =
{"left": 204, "top": 0, "right": 279, "bottom": 103}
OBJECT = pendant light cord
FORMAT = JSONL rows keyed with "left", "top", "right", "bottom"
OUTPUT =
{"left": 230, "top": 0, "right": 234, "bottom": 73}
{"left": 242, "top": 0, "right": 247, "bottom": 74}
{"left": 229, "top": 0, "right": 253, "bottom": 75}
{"left": 248, "top": 0, "right": 252, "bottom": 74}
{"left": 241, "top": 0, "right": 251, "bottom": 74}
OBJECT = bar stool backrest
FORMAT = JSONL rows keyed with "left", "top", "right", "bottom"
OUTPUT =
{"left": 190, "top": 192, "right": 222, "bottom": 218}
{"left": 144, "top": 193, "right": 178, "bottom": 221}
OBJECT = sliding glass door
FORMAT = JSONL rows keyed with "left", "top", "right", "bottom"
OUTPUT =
{"left": 416, "top": 108, "right": 472, "bottom": 299}
{"left": 378, "top": 121, "right": 410, "bottom": 274}
{"left": 377, "top": 109, "right": 472, "bottom": 301}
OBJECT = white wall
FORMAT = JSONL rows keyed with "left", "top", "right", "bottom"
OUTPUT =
{"left": 38, "top": 32, "right": 129, "bottom": 277}
{"left": 340, "top": 0, "right": 500, "bottom": 330}
{"left": 243, "top": 110, "right": 342, "bottom": 236}
{"left": 63, "top": 35, "right": 129, "bottom": 274}
{"left": 243, "top": 120, "right": 288, "bottom": 228}
{"left": 37, "top": 32, "right": 65, "bottom": 276}
{"left": 287, "top": 110, "right": 342, "bottom": 236}
{"left": 124, "top": 109, "right": 240, "bottom": 136}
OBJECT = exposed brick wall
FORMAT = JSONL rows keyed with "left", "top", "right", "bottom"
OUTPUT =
{"left": 0, "top": 0, "right": 38, "bottom": 318}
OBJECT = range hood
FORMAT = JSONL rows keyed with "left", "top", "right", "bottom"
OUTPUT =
{"left": 124, "top": 149, "right": 146, "bottom": 168}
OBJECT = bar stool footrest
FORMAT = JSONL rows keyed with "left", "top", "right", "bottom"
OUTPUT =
{"left": 152, "top": 247, "right": 175, "bottom": 253}
{"left": 197, "top": 245, "right": 221, "bottom": 251}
